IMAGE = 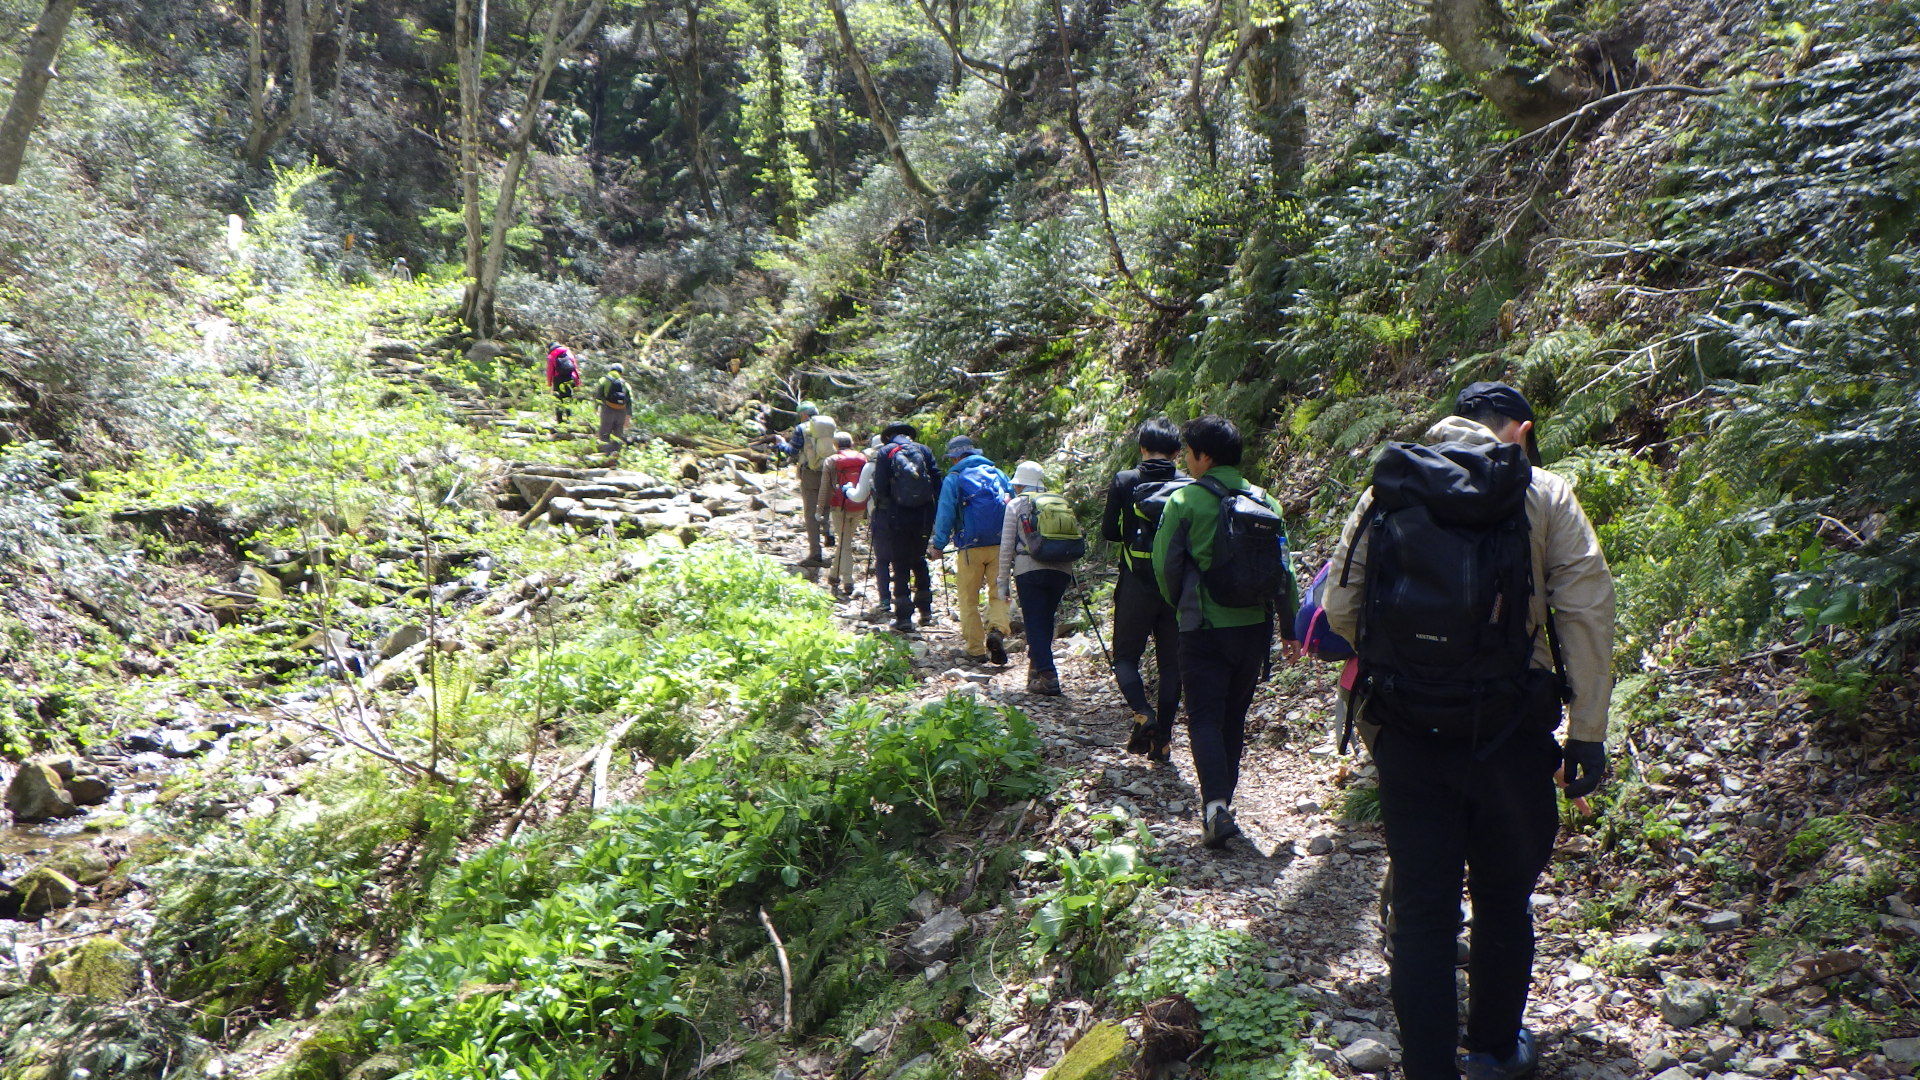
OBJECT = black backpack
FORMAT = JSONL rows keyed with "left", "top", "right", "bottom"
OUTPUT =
{"left": 1121, "top": 475, "right": 1191, "bottom": 572}
{"left": 1194, "top": 476, "right": 1289, "bottom": 609}
{"left": 1346, "top": 439, "right": 1562, "bottom": 744}
{"left": 884, "top": 442, "right": 939, "bottom": 508}
{"left": 553, "top": 352, "right": 578, "bottom": 382}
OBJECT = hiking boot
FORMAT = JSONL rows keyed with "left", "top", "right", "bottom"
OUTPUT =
{"left": 798, "top": 554, "right": 828, "bottom": 568}
{"left": 1147, "top": 737, "right": 1173, "bottom": 765}
{"left": 1126, "top": 715, "right": 1154, "bottom": 755}
{"left": 985, "top": 629, "right": 1008, "bottom": 666}
{"left": 1461, "top": 1028, "right": 1538, "bottom": 1080}
{"left": 891, "top": 617, "right": 916, "bottom": 634}
{"left": 917, "top": 608, "right": 935, "bottom": 628}
{"left": 1026, "top": 670, "right": 1062, "bottom": 696}
{"left": 1202, "top": 804, "right": 1241, "bottom": 849}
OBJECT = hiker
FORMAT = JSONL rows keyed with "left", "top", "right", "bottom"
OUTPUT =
{"left": 852, "top": 422, "right": 941, "bottom": 633}
{"left": 546, "top": 344, "right": 581, "bottom": 425}
{"left": 594, "top": 363, "right": 632, "bottom": 458}
{"left": 783, "top": 402, "right": 836, "bottom": 567}
{"left": 1151, "top": 415, "right": 1299, "bottom": 848}
{"left": 927, "top": 436, "right": 1013, "bottom": 664}
{"left": 819, "top": 431, "right": 870, "bottom": 599}
{"left": 390, "top": 256, "right": 412, "bottom": 282}
{"left": 1323, "top": 382, "right": 1615, "bottom": 1080}
{"left": 998, "top": 460, "right": 1085, "bottom": 696}
{"left": 1100, "top": 418, "right": 1190, "bottom": 762}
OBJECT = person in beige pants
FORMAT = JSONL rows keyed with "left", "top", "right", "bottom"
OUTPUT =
{"left": 819, "top": 432, "right": 870, "bottom": 598}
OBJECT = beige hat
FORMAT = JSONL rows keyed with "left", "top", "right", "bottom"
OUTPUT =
{"left": 1012, "top": 460, "right": 1046, "bottom": 489}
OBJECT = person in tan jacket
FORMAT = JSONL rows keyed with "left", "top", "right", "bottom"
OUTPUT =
{"left": 1323, "top": 382, "right": 1614, "bottom": 1080}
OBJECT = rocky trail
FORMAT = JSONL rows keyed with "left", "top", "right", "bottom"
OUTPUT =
{"left": 4, "top": 341, "right": 1915, "bottom": 1080}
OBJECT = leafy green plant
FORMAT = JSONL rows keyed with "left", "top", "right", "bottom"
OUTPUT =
{"left": 1112, "top": 925, "right": 1329, "bottom": 1077}
{"left": 1023, "top": 814, "right": 1163, "bottom": 961}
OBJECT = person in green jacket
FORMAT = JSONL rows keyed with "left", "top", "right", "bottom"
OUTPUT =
{"left": 1152, "top": 415, "right": 1300, "bottom": 848}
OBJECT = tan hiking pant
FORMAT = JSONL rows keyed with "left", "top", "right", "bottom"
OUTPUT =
{"left": 829, "top": 507, "right": 864, "bottom": 586}
{"left": 798, "top": 465, "right": 824, "bottom": 559}
{"left": 955, "top": 544, "right": 1011, "bottom": 656}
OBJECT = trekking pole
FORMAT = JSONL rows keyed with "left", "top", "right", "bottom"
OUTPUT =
{"left": 1076, "top": 580, "right": 1113, "bottom": 669}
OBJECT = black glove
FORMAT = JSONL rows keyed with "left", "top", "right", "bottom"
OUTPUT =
{"left": 1561, "top": 739, "right": 1607, "bottom": 798}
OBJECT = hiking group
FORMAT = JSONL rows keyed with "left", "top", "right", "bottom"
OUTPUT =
{"left": 777, "top": 383, "right": 1616, "bottom": 1080}
{"left": 544, "top": 342, "right": 633, "bottom": 459}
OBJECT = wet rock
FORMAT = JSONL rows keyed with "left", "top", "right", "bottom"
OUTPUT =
{"left": 29, "top": 935, "right": 139, "bottom": 1000}
{"left": 123, "top": 730, "right": 164, "bottom": 753}
{"left": 39, "top": 755, "right": 83, "bottom": 780}
{"left": 13, "top": 867, "right": 80, "bottom": 917}
{"left": 6, "top": 762, "right": 80, "bottom": 822}
{"left": 161, "top": 729, "right": 211, "bottom": 758}
{"left": 906, "top": 907, "right": 968, "bottom": 965}
{"left": 1661, "top": 979, "right": 1715, "bottom": 1028}
{"left": 44, "top": 847, "right": 116, "bottom": 886}
{"left": 66, "top": 774, "right": 113, "bottom": 806}
{"left": 1340, "top": 1038, "right": 1394, "bottom": 1073}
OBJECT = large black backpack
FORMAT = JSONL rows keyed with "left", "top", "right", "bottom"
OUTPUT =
{"left": 1346, "top": 439, "right": 1560, "bottom": 743}
{"left": 883, "top": 441, "right": 939, "bottom": 508}
{"left": 1121, "top": 475, "right": 1191, "bottom": 572}
{"left": 1194, "top": 476, "right": 1290, "bottom": 609}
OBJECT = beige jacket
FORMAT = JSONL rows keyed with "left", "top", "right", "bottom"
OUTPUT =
{"left": 1324, "top": 417, "right": 1616, "bottom": 743}
{"left": 998, "top": 492, "right": 1077, "bottom": 596}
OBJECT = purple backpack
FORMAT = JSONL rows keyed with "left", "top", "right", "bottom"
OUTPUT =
{"left": 1293, "top": 562, "right": 1356, "bottom": 661}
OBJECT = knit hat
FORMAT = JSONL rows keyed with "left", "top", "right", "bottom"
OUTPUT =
{"left": 607, "top": 363, "right": 624, "bottom": 374}
{"left": 881, "top": 422, "right": 917, "bottom": 441}
{"left": 797, "top": 401, "right": 819, "bottom": 417}
{"left": 944, "top": 436, "right": 977, "bottom": 459}
{"left": 1012, "top": 460, "right": 1046, "bottom": 489}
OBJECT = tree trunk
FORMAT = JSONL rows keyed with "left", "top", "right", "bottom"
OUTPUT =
{"left": 826, "top": 0, "right": 941, "bottom": 213}
{"left": 760, "top": 0, "right": 797, "bottom": 234}
{"left": 464, "top": 0, "right": 607, "bottom": 335}
{"left": 456, "top": 0, "right": 485, "bottom": 321}
{"left": 683, "top": 0, "right": 725, "bottom": 220}
{"left": 288, "top": 0, "right": 314, "bottom": 125}
{"left": 0, "top": 0, "right": 80, "bottom": 185}
{"left": 1234, "top": 0, "right": 1301, "bottom": 192}
{"left": 1426, "top": 0, "right": 1588, "bottom": 132}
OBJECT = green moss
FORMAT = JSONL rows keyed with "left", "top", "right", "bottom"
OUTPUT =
{"left": 31, "top": 937, "right": 140, "bottom": 1001}
{"left": 1042, "top": 1022, "right": 1132, "bottom": 1080}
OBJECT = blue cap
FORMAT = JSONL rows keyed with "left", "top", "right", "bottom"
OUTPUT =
{"left": 944, "top": 436, "right": 976, "bottom": 459}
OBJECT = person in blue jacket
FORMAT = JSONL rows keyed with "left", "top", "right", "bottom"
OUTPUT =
{"left": 926, "top": 436, "right": 1013, "bottom": 664}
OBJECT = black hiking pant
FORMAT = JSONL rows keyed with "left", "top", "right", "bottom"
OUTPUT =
{"left": 875, "top": 508, "right": 932, "bottom": 621}
{"left": 1374, "top": 722, "right": 1560, "bottom": 1079}
{"left": 1112, "top": 571, "right": 1181, "bottom": 738}
{"left": 1177, "top": 620, "right": 1271, "bottom": 808}
{"left": 871, "top": 513, "right": 893, "bottom": 606}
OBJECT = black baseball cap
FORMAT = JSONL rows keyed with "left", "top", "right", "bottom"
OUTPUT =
{"left": 1456, "top": 381, "right": 1534, "bottom": 423}
{"left": 881, "top": 422, "right": 917, "bottom": 441}
{"left": 1457, "top": 381, "right": 1542, "bottom": 465}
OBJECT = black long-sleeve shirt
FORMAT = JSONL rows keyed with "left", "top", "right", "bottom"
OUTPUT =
{"left": 1101, "top": 456, "right": 1185, "bottom": 582}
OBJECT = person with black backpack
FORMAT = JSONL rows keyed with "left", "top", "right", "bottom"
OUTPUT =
{"left": 593, "top": 363, "right": 632, "bottom": 459}
{"left": 1151, "top": 416, "right": 1299, "bottom": 848}
{"left": 1100, "top": 418, "right": 1190, "bottom": 762}
{"left": 864, "top": 422, "right": 942, "bottom": 634}
{"left": 1323, "top": 382, "right": 1615, "bottom": 1080}
{"left": 546, "top": 344, "right": 581, "bottom": 425}
{"left": 998, "top": 460, "right": 1085, "bottom": 696}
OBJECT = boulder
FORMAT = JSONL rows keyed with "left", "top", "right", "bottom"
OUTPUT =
{"left": 380, "top": 624, "right": 429, "bottom": 659}
{"left": 38, "top": 755, "right": 83, "bottom": 780}
{"left": 1703, "top": 910, "right": 1743, "bottom": 933}
{"left": 6, "top": 763, "right": 81, "bottom": 822}
{"left": 1660, "top": 979, "right": 1715, "bottom": 1028}
{"left": 366, "top": 339, "right": 419, "bottom": 359}
{"left": 465, "top": 339, "right": 515, "bottom": 364}
{"left": 905, "top": 907, "right": 968, "bottom": 965}
{"left": 675, "top": 455, "right": 701, "bottom": 482}
{"left": 30, "top": 935, "right": 140, "bottom": 1000}
{"left": 44, "top": 846, "right": 117, "bottom": 886}
{"left": 1882, "top": 1037, "right": 1920, "bottom": 1065}
{"left": 13, "top": 867, "right": 80, "bottom": 917}
{"left": 65, "top": 774, "right": 113, "bottom": 806}
{"left": 1340, "top": 1037, "right": 1394, "bottom": 1074}
{"left": 1042, "top": 1022, "right": 1131, "bottom": 1080}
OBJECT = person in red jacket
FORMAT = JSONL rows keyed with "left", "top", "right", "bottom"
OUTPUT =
{"left": 819, "top": 431, "right": 869, "bottom": 599}
{"left": 545, "top": 344, "right": 582, "bottom": 424}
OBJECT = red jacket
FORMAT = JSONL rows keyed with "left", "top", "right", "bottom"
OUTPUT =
{"left": 825, "top": 450, "right": 868, "bottom": 512}
{"left": 546, "top": 348, "right": 581, "bottom": 388}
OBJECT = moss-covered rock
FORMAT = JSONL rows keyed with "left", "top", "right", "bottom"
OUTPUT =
{"left": 29, "top": 935, "right": 140, "bottom": 1000}
{"left": 12, "top": 868, "right": 79, "bottom": 918}
{"left": 1043, "top": 1021, "right": 1133, "bottom": 1080}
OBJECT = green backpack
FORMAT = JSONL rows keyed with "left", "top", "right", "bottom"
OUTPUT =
{"left": 1020, "top": 492, "right": 1087, "bottom": 562}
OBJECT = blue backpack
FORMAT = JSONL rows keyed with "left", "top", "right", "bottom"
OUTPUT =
{"left": 1294, "top": 561, "right": 1356, "bottom": 661}
{"left": 953, "top": 463, "right": 1011, "bottom": 549}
